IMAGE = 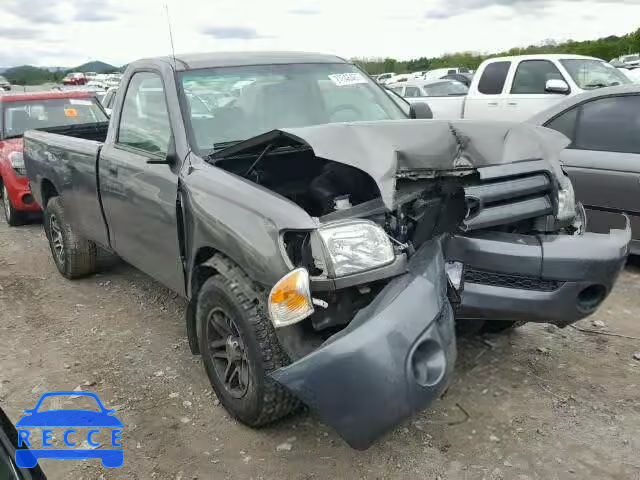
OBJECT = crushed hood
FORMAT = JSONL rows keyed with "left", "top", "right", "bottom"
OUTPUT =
{"left": 212, "top": 119, "right": 570, "bottom": 209}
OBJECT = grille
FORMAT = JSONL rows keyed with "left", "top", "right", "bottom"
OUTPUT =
{"left": 463, "top": 172, "right": 554, "bottom": 231}
{"left": 464, "top": 267, "right": 561, "bottom": 292}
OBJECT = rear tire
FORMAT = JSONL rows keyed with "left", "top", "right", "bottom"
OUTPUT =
{"left": 197, "top": 256, "right": 299, "bottom": 427}
{"left": 1, "top": 182, "right": 25, "bottom": 227}
{"left": 44, "top": 197, "right": 97, "bottom": 279}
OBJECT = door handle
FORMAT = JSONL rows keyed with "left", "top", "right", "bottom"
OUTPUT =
{"left": 488, "top": 102, "right": 499, "bottom": 106}
{"left": 107, "top": 166, "right": 118, "bottom": 176}
{"left": 508, "top": 102, "right": 518, "bottom": 106}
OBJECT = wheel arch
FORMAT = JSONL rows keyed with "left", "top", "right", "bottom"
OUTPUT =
{"left": 40, "top": 178, "right": 59, "bottom": 207}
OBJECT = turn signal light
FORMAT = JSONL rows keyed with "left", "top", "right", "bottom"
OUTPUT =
{"left": 268, "top": 268, "right": 314, "bottom": 328}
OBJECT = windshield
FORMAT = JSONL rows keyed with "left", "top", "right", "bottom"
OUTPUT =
{"left": 423, "top": 80, "right": 468, "bottom": 96}
{"left": 2, "top": 97, "right": 108, "bottom": 138}
{"left": 560, "top": 59, "right": 632, "bottom": 90}
{"left": 622, "top": 54, "right": 640, "bottom": 62}
{"left": 179, "top": 63, "right": 406, "bottom": 153}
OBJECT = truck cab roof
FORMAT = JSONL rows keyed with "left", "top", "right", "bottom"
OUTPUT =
{"left": 138, "top": 51, "right": 348, "bottom": 71}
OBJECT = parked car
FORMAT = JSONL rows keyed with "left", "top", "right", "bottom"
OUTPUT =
{"left": 529, "top": 84, "right": 640, "bottom": 254}
{"left": 0, "top": 91, "right": 109, "bottom": 225}
{"left": 375, "top": 72, "right": 395, "bottom": 84}
{"left": 441, "top": 72, "right": 473, "bottom": 87}
{"left": 388, "top": 78, "right": 468, "bottom": 97}
{"left": 0, "top": 406, "right": 47, "bottom": 479}
{"left": 387, "top": 79, "right": 469, "bottom": 119}
{"left": 0, "top": 76, "right": 11, "bottom": 91}
{"left": 422, "top": 67, "right": 471, "bottom": 81}
{"left": 24, "top": 52, "right": 629, "bottom": 449}
{"left": 421, "top": 54, "right": 632, "bottom": 120}
{"left": 617, "top": 53, "right": 640, "bottom": 68}
{"left": 620, "top": 67, "right": 640, "bottom": 83}
{"left": 62, "top": 73, "right": 88, "bottom": 86}
{"left": 385, "top": 73, "right": 411, "bottom": 84}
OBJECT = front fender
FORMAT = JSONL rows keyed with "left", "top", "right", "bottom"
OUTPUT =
{"left": 181, "top": 159, "right": 318, "bottom": 293}
{"left": 271, "top": 237, "right": 456, "bottom": 449}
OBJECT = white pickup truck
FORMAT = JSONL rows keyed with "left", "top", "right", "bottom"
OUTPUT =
{"left": 404, "top": 54, "right": 632, "bottom": 121}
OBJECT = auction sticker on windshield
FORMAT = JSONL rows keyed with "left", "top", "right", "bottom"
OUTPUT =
{"left": 328, "top": 72, "right": 368, "bottom": 86}
{"left": 15, "top": 391, "right": 124, "bottom": 469}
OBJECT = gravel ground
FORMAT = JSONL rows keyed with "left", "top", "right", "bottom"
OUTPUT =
{"left": 1, "top": 219, "right": 639, "bottom": 480}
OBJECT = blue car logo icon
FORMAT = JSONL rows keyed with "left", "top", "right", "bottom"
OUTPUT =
{"left": 15, "top": 391, "right": 123, "bottom": 468}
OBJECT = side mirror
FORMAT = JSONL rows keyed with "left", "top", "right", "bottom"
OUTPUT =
{"left": 545, "top": 79, "right": 570, "bottom": 94}
{"left": 409, "top": 102, "right": 433, "bottom": 119}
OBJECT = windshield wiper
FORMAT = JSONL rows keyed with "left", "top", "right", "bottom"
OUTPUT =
{"left": 584, "top": 83, "right": 608, "bottom": 88}
{"left": 212, "top": 140, "right": 244, "bottom": 151}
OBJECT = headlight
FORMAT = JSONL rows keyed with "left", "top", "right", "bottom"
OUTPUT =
{"left": 556, "top": 175, "right": 576, "bottom": 222}
{"left": 268, "top": 268, "right": 314, "bottom": 328}
{"left": 9, "top": 151, "right": 27, "bottom": 176}
{"left": 316, "top": 220, "right": 395, "bottom": 277}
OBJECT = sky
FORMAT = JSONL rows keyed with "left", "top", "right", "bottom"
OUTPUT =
{"left": 0, "top": 0, "right": 639, "bottom": 68}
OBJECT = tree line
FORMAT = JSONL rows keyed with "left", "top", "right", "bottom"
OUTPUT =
{"left": 2, "top": 61, "right": 120, "bottom": 86}
{"left": 354, "top": 27, "right": 640, "bottom": 74}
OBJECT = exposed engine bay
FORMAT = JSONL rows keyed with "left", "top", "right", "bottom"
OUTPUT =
{"left": 214, "top": 142, "right": 469, "bottom": 252}
{"left": 210, "top": 121, "right": 574, "bottom": 358}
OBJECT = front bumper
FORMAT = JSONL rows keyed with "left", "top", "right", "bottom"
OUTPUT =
{"left": 271, "top": 238, "right": 456, "bottom": 450}
{"left": 447, "top": 215, "right": 631, "bottom": 326}
{"left": 3, "top": 172, "right": 40, "bottom": 213}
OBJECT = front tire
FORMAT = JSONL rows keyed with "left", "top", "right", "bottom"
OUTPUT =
{"left": 44, "top": 197, "right": 97, "bottom": 279}
{"left": 197, "top": 257, "right": 299, "bottom": 427}
{"left": 1, "top": 182, "right": 25, "bottom": 226}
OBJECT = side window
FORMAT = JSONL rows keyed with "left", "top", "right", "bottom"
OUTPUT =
{"left": 404, "top": 86, "right": 421, "bottom": 98}
{"left": 545, "top": 107, "right": 578, "bottom": 142}
{"left": 117, "top": 72, "right": 171, "bottom": 156}
{"left": 477, "top": 61, "right": 511, "bottom": 95}
{"left": 575, "top": 95, "right": 640, "bottom": 154}
{"left": 511, "top": 60, "right": 565, "bottom": 94}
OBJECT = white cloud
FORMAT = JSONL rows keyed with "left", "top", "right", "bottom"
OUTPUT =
{"left": 0, "top": 0, "right": 638, "bottom": 67}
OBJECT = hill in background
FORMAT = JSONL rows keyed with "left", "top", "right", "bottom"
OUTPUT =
{"left": 3, "top": 60, "right": 120, "bottom": 85}
{"left": 72, "top": 60, "right": 118, "bottom": 73}
{"left": 2, "top": 65, "right": 63, "bottom": 85}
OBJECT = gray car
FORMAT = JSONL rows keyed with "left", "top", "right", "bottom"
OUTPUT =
{"left": 530, "top": 84, "right": 640, "bottom": 254}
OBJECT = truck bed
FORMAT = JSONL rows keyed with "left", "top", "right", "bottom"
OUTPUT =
{"left": 23, "top": 122, "right": 111, "bottom": 248}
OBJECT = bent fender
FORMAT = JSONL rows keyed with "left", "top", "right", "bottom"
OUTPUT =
{"left": 271, "top": 237, "right": 456, "bottom": 449}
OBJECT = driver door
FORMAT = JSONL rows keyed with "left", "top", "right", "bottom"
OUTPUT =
{"left": 99, "top": 71, "right": 185, "bottom": 294}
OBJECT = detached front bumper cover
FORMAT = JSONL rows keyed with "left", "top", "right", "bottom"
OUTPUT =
{"left": 271, "top": 237, "right": 456, "bottom": 449}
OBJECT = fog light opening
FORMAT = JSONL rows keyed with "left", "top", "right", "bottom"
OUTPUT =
{"left": 577, "top": 284, "right": 606, "bottom": 312}
{"left": 411, "top": 339, "right": 446, "bottom": 388}
{"left": 22, "top": 194, "right": 34, "bottom": 205}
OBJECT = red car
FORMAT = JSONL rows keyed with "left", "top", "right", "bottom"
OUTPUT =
{"left": 62, "top": 72, "right": 88, "bottom": 86}
{"left": 0, "top": 91, "right": 109, "bottom": 225}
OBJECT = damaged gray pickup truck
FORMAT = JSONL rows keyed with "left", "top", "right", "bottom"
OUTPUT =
{"left": 23, "top": 52, "right": 630, "bottom": 449}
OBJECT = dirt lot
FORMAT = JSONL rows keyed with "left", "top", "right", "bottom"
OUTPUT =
{"left": 1, "top": 220, "right": 639, "bottom": 480}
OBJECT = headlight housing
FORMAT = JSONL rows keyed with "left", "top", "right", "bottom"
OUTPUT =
{"left": 556, "top": 174, "right": 576, "bottom": 222}
{"left": 9, "top": 151, "right": 27, "bottom": 176}
{"left": 315, "top": 220, "right": 395, "bottom": 277}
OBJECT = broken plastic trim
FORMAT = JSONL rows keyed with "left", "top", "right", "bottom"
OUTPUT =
{"left": 271, "top": 236, "right": 456, "bottom": 449}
